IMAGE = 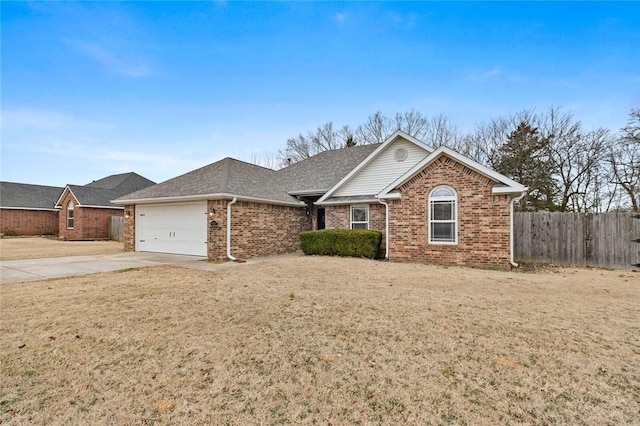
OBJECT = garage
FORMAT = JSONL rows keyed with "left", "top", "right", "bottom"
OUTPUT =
{"left": 135, "top": 201, "right": 207, "bottom": 256}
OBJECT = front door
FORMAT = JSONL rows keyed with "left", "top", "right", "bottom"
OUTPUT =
{"left": 317, "top": 208, "right": 325, "bottom": 230}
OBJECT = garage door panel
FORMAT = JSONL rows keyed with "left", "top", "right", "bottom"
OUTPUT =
{"left": 135, "top": 202, "right": 207, "bottom": 256}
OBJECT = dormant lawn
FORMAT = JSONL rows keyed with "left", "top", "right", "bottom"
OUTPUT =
{"left": 1, "top": 248, "right": 638, "bottom": 424}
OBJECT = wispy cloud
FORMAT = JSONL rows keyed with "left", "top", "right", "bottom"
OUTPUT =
{"left": 467, "top": 66, "right": 503, "bottom": 81}
{"left": 0, "top": 108, "right": 109, "bottom": 131}
{"left": 64, "top": 39, "right": 150, "bottom": 77}
{"left": 334, "top": 13, "right": 347, "bottom": 26}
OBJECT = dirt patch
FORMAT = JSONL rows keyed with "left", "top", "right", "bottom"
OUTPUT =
{"left": 1, "top": 255, "right": 638, "bottom": 424}
{"left": 0, "top": 237, "right": 123, "bottom": 261}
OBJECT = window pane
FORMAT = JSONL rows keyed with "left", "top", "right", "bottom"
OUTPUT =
{"left": 351, "top": 207, "right": 367, "bottom": 222}
{"left": 432, "top": 223, "right": 454, "bottom": 241}
{"left": 432, "top": 201, "right": 453, "bottom": 220}
{"left": 351, "top": 222, "right": 368, "bottom": 230}
{"left": 432, "top": 187, "right": 455, "bottom": 197}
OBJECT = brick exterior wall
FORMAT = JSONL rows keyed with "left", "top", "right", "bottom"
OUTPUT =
{"left": 58, "top": 192, "right": 123, "bottom": 240}
{"left": 224, "top": 201, "right": 311, "bottom": 260}
{"left": 124, "top": 205, "right": 135, "bottom": 251}
{"left": 122, "top": 199, "right": 310, "bottom": 260}
{"left": 324, "top": 203, "right": 387, "bottom": 257}
{"left": 0, "top": 209, "right": 59, "bottom": 236}
{"left": 388, "top": 155, "right": 513, "bottom": 268}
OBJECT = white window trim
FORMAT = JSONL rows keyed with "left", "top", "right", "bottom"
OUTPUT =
{"left": 428, "top": 186, "right": 457, "bottom": 244}
{"left": 350, "top": 205, "right": 369, "bottom": 230}
{"left": 67, "top": 201, "right": 75, "bottom": 229}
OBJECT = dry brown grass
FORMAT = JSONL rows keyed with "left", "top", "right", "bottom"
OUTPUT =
{"left": 1, "top": 256, "right": 638, "bottom": 425}
{"left": 0, "top": 238, "right": 123, "bottom": 261}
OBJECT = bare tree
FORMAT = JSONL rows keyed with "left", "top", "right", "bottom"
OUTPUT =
{"left": 539, "top": 107, "right": 610, "bottom": 211}
{"left": 607, "top": 109, "right": 640, "bottom": 211}
{"left": 425, "top": 113, "right": 460, "bottom": 148}
{"left": 355, "top": 111, "right": 395, "bottom": 144}
{"left": 278, "top": 121, "right": 344, "bottom": 165}
{"left": 248, "top": 150, "right": 280, "bottom": 170}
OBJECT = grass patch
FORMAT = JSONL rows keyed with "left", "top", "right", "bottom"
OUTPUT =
{"left": 0, "top": 256, "right": 637, "bottom": 424}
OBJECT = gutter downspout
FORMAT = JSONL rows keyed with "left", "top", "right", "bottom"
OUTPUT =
{"left": 226, "top": 197, "right": 237, "bottom": 261}
{"left": 510, "top": 192, "right": 527, "bottom": 268}
{"left": 378, "top": 198, "right": 389, "bottom": 259}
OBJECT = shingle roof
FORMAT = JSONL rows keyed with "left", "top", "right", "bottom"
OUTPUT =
{"left": 85, "top": 172, "right": 155, "bottom": 193}
{"left": 58, "top": 172, "right": 156, "bottom": 208}
{"left": 115, "top": 158, "right": 302, "bottom": 205}
{"left": 0, "top": 182, "right": 63, "bottom": 210}
{"left": 276, "top": 144, "right": 380, "bottom": 194}
{"left": 114, "top": 145, "right": 381, "bottom": 205}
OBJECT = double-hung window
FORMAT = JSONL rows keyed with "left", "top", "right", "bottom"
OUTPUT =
{"left": 350, "top": 205, "right": 369, "bottom": 230}
{"left": 67, "top": 201, "right": 75, "bottom": 229}
{"left": 429, "top": 186, "right": 457, "bottom": 243}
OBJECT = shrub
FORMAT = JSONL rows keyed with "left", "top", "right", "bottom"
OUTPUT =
{"left": 299, "top": 229, "right": 382, "bottom": 259}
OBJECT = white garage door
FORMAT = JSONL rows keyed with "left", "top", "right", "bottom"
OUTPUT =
{"left": 136, "top": 202, "right": 207, "bottom": 256}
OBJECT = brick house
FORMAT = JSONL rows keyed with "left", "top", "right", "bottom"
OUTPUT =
{"left": 115, "top": 131, "right": 526, "bottom": 268}
{"left": 0, "top": 182, "right": 63, "bottom": 236}
{"left": 0, "top": 173, "right": 154, "bottom": 239}
{"left": 54, "top": 173, "right": 155, "bottom": 240}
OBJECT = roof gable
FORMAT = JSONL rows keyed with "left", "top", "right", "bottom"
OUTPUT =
{"left": 317, "top": 130, "right": 433, "bottom": 203}
{"left": 54, "top": 172, "right": 155, "bottom": 208}
{"left": 378, "top": 146, "right": 527, "bottom": 198}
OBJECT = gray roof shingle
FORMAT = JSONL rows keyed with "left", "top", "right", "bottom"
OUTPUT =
{"left": 116, "top": 158, "right": 301, "bottom": 204}
{"left": 62, "top": 172, "right": 156, "bottom": 207}
{"left": 115, "top": 144, "right": 380, "bottom": 205}
{"left": 276, "top": 144, "right": 380, "bottom": 194}
{"left": 0, "top": 182, "right": 63, "bottom": 210}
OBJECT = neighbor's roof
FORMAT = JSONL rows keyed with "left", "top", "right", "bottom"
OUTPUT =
{"left": 85, "top": 172, "right": 155, "bottom": 193}
{"left": 0, "top": 181, "right": 63, "bottom": 210}
{"left": 56, "top": 172, "right": 156, "bottom": 208}
{"left": 114, "top": 158, "right": 304, "bottom": 206}
{"left": 277, "top": 144, "right": 380, "bottom": 195}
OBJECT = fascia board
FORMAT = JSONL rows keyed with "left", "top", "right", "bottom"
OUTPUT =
{"left": 0, "top": 206, "right": 58, "bottom": 212}
{"left": 113, "top": 192, "right": 305, "bottom": 207}
{"left": 77, "top": 205, "right": 124, "bottom": 210}
{"left": 315, "top": 198, "right": 379, "bottom": 206}
{"left": 54, "top": 186, "right": 75, "bottom": 208}
{"left": 287, "top": 189, "right": 328, "bottom": 196}
{"left": 378, "top": 147, "right": 527, "bottom": 198}
{"left": 317, "top": 131, "right": 433, "bottom": 204}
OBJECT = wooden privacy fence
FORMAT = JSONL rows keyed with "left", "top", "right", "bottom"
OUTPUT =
{"left": 514, "top": 212, "right": 640, "bottom": 269}
{"left": 109, "top": 216, "right": 124, "bottom": 242}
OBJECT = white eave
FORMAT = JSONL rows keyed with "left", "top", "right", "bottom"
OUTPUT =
{"left": 0, "top": 206, "right": 58, "bottom": 212}
{"left": 54, "top": 186, "right": 76, "bottom": 208}
{"left": 377, "top": 146, "right": 527, "bottom": 199}
{"left": 315, "top": 197, "right": 379, "bottom": 206}
{"left": 317, "top": 130, "right": 434, "bottom": 204}
{"left": 112, "top": 192, "right": 306, "bottom": 207}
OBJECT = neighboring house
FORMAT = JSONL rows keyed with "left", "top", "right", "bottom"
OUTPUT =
{"left": 115, "top": 131, "right": 527, "bottom": 268}
{"left": 55, "top": 172, "right": 156, "bottom": 240}
{"left": 0, "top": 182, "right": 63, "bottom": 236}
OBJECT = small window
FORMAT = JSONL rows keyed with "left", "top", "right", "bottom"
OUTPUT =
{"left": 429, "top": 186, "right": 456, "bottom": 244}
{"left": 67, "top": 201, "right": 75, "bottom": 229}
{"left": 350, "top": 205, "right": 369, "bottom": 230}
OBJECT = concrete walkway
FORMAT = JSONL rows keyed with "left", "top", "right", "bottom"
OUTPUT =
{"left": 0, "top": 252, "right": 244, "bottom": 284}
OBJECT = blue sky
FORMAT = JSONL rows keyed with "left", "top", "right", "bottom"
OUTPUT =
{"left": 2, "top": 1, "right": 639, "bottom": 186}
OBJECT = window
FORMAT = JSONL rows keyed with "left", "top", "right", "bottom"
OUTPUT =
{"left": 350, "top": 205, "right": 369, "bottom": 230}
{"left": 429, "top": 186, "right": 456, "bottom": 243}
{"left": 67, "top": 201, "right": 75, "bottom": 229}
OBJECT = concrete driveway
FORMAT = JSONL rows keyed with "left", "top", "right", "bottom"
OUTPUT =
{"left": 0, "top": 252, "right": 241, "bottom": 284}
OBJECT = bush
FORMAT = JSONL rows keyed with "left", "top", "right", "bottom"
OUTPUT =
{"left": 299, "top": 229, "right": 382, "bottom": 259}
